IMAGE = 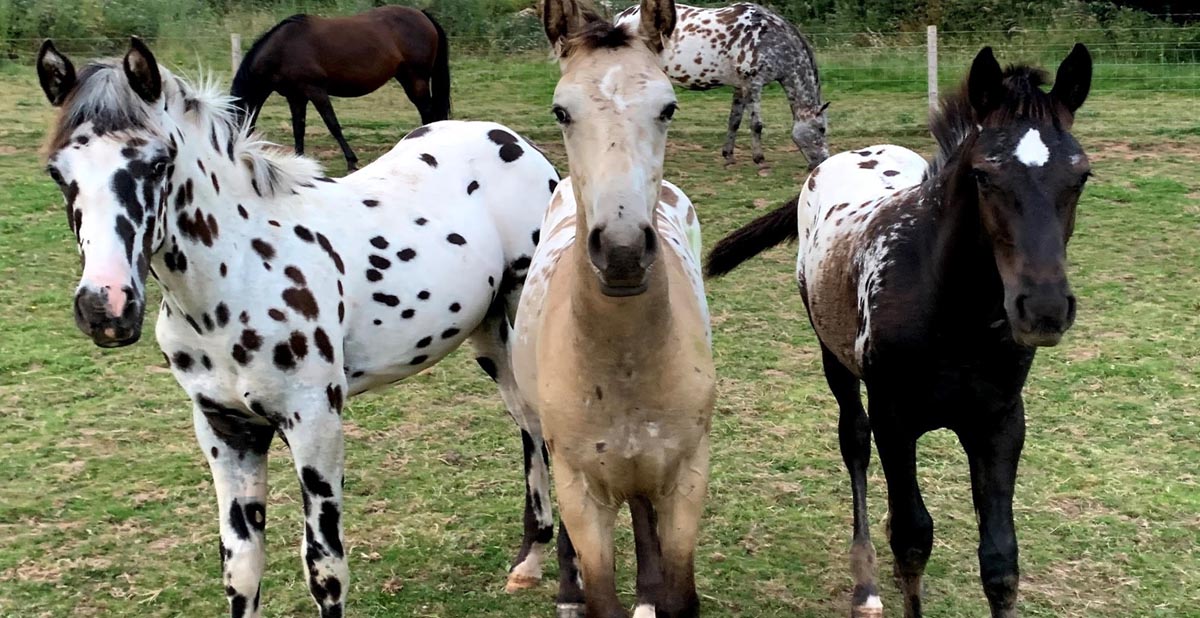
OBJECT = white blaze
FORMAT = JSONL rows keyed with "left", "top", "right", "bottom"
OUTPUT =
{"left": 1015, "top": 128, "right": 1050, "bottom": 167}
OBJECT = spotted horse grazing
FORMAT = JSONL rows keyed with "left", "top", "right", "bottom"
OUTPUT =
{"left": 616, "top": 1, "right": 829, "bottom": 170}
{"left": 514, "top": 1, "right": 715, "bottom": 617}
{"left": 706, "top": 44, "right": 1093, "bottom": 618}
{"left": 36, "top": 37, "right": 560, "bottom": 617}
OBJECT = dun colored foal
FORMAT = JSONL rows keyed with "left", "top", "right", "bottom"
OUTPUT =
{"left": 513, "top": 0, "right": 715, "bottom": 616}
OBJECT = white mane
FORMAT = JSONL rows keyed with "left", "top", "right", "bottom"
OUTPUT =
{"left": 164, "top": 68, "right": 325, "bottom": 197}
{"left": 55, "top": 60, "right": 323, "bottom": 198}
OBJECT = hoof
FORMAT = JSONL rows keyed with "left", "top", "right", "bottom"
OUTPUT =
{"left": 557, "top": 602, "right": 586, "bottom": 618}
{"left": 504, "top": 572, "right": 541, "bottom": 593}
{"left": 851, "top": 594, "right": 884, "bottom": 618}
{"left": 632, "top": 604, "right": 656, "bottom": 618}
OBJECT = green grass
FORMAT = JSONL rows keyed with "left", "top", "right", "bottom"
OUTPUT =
{"left": 0, "top": 51, "right": 1198, "bottom": 618}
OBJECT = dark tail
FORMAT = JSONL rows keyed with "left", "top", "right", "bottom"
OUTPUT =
{"left": 704, "top": 195, "right": 800, "bottom": 278}
{"left": 424, "top": 10, "right": 452, "bottom": 121}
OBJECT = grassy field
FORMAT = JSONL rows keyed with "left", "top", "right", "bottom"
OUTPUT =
{"left": 0, "top": 47, "right": 1198, "bottom": 618}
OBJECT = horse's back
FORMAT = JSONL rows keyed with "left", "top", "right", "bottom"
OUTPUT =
{"left": 796, "top": 145, "right": 928, "bottom": 373}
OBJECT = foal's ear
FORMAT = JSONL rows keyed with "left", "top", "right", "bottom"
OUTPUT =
{"left": 542, "top": 0, "right": 591, "bottom": 54}
{"left": 123, "top": 37, "right": 162, "bottom": 103}
{"left": 818, "top": 101, "right": 831, "bottom": 114}
{"left": 1051, "top": 43, "right": 1092, "bottom": 116}
{"left": 638, "top": 0, "right": 676, "bottom": 53}
{"left": 37, "top": 40, "right": 76, "bottom": 106}
{"left": 967, "top": 46, "right": 1005, "bottom": 119}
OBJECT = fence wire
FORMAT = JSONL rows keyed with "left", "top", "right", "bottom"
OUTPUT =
{"left": 3, "top": 24, "right": 1196, "bottom": 138}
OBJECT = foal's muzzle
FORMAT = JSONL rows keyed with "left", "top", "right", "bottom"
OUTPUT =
{"left": 1008, "top": 282, "right": 1076, "bottom": 347}
{"left": 587, "top": 224, "right": 659, "bottom": 297}
{"left": 74, "top": 286, "right": 143, "bottom": 347}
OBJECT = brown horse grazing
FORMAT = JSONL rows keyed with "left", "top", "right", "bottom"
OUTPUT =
{"left": 706, "top": 45, "right": 1092, "bottom": 618}
{"left": 231, "top": 6, "right": 451, "bottom": 171}
{"left": 513, "top": 1, "right": 716, "bottom": 617}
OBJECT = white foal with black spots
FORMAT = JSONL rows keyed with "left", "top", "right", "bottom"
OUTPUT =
{"left": 616, "top": 2, "right": 829, "bottom": 169}
{"left": 37, "top": 38, "right": 559, "bottom": 617}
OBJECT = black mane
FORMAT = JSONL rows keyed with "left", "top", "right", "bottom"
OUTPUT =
{"left": 926, "top": 63, "right": 1055, "bottom": 182}
{"left": 230, "top": 14, "right": 308, "bottom": 103}
{"left": 564, "top": 18, "right": 634, "bottom": 55}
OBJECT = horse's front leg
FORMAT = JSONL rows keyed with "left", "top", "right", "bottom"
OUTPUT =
{"left": 194, "top": 401, "right": 274, "bottom": 618}
{"left": 287, "top": 95, "right": 308, "bottom": 156}
{"left": 960, "top": 402, "right": 1025, "bottom": 618}
{"left": 279, "top": 389, "right": 349, "bottom": 617}
{"left": 469, "top": 310, "right": 554, "bottom": 592}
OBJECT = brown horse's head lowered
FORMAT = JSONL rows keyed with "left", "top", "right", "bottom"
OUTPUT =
{"left": 544, "top": 0, "right": 678, "bottom": 296}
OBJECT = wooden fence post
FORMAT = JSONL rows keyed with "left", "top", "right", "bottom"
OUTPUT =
{"left": 230, "top": 33, "right": 242, "bottom": 73}
{"left": 927, "top": 25, "right": 938, "bottom": 112}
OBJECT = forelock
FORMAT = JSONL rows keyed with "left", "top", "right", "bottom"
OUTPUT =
{"left": 562, "top": 19, "right": 636, "bottom": 57}
{"left": 48, "top": 61, "right": 157, "bottom": 153}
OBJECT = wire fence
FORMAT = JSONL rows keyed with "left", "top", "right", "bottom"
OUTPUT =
{"left": 4, "top": 23, "right": 1197, "bottom": 139}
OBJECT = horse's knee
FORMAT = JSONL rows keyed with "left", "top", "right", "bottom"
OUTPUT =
{"left": 888, "top": 509, "right": 933, "bottom": 573}
{"left": 751, "top": 121, "right": 764, "bottom": 135}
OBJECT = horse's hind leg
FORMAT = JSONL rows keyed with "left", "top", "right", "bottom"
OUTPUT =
{"left": 287, "top": 95, "right": 307, "bottom": 156}
{"left": 653, "top": 434, "right": 710, "bottom": 618}
{"left": 193, "top": 403, "right": 273, "bottom": 618}
{"left": 630, "top": 496, "right": 665, "bottom": 617}
{"left": 721, "top": 86, "right": 746, "bottom": 166}
{"left": 396, "top": 72, "right": 434, "bottom": 125}
{"left": 468, "top": 310, "right": 554, "bottom": 592}
{"left": 822, "top": 345, "right": 882, "bottom": 618}
{"left": 958, "top": 403, "right": 1025, "bottom": 618}
{"left": 747, "top": 81, "right": 768, "bottom": 169}
{"left": 307, "top": 90, "right": 359, "bottom": 171}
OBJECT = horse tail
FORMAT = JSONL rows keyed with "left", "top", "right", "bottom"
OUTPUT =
{"left": 424, "top": 10, "right": 452, "bottom": 121}
{"left": 704, "top": 194, "right": 800, "bottom": 278}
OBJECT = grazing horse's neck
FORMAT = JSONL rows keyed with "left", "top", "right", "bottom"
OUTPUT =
{"left": 568, "top": 212, "right": 673, "bottom": 355}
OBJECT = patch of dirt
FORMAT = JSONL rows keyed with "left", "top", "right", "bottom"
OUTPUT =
{"left": 1086, "top": 139, "right": 1200, "bottom": 163}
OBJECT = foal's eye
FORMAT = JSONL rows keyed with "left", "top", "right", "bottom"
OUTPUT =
{"left": 552, "top": 105, "right": 571, "bottom": 125}
{"left": 659, "top": 103, "right": 678, "bottom": 122}
{"left": 152, "top": 159, "right": 169, "bottom": 177}
{"left": 971, "top": 169, "right": 992, "bottom": 188}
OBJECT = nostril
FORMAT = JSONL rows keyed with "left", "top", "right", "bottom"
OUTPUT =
{"left": 641, "top": 226, "right": 658, "bottom": 262}
{"left": 587, "top": 227, "right": 606, "bottom": 269}
{"left": 1066, "top": 294, "right": 1077, "bottom": 322}
{"left": 1015, "top": 294, "right": 1029, "bottom": 321}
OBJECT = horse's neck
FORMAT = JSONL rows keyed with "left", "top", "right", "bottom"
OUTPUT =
{"left": 152, "top": 121, "right": 270, "bottom": 312}
{"left": 927, "top": 163, "right": 1006, "bottom": 324}
{"left": 566, "top": 214, "right": 674, "bottom": 361}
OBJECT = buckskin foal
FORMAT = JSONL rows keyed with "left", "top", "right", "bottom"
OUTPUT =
{"left": 513, "top": 1, "right": 715, "bottom": 617}
{"left": 706, "top": 45, "right": 1093, "bottom": 618}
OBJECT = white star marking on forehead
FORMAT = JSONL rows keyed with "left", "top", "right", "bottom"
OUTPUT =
{"left": 598, "top": 64, "right": 628, "bottom": 111}
{"left": 1015, "top": 128, "right": 1050, "bottom": 167}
